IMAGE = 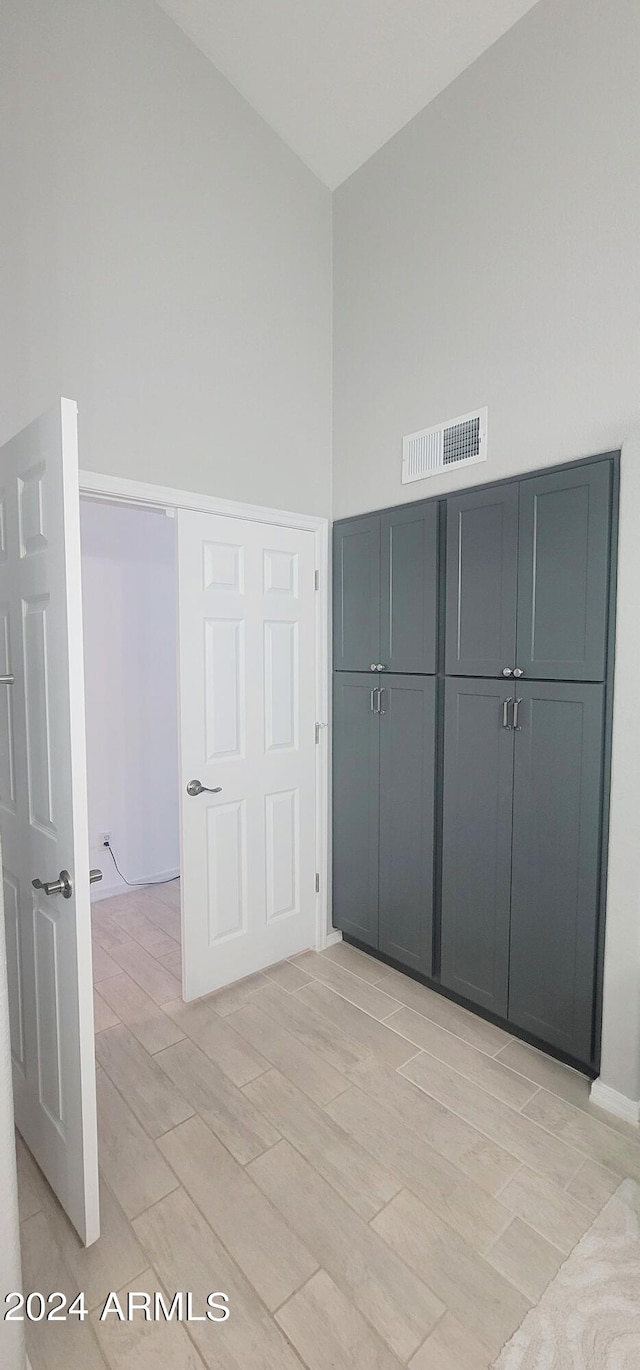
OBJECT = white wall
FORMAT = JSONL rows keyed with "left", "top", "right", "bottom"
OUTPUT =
{"left": 332, "top": 0, "right": 640, "bottom": 516}
{"left": 80, "top": 499, "right": 179, "bottom": 896}
{"left": 0, "top": 0, "right": 331, "bottom": 516}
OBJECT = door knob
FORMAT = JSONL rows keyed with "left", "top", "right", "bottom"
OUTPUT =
{"left": 32, "top": 869, "right": 73, "bottom": 899}
{"left": 502, "top": 667, "right": 513, "bottom": 677}
{"left": 186, "top": 779, "right": 222, "bottom": 797}
{"left": 90, "top": 869, "right": 103, "bottom": 885}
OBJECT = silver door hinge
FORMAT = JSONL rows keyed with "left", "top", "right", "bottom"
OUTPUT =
{"left": 315, "top": 873, "right": 320, "bottom": 893}
{"left": 314, "top": 569, "right": 320, "bottom": 591}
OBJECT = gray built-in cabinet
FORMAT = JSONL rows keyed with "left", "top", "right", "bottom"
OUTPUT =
{"left": 333, "top": 502, "right": 438, "bottom": 674}
{"left": 440, "top": 678, "right": 605, "bottom": 1063}
{"left": 332, "top": 454, "right": 618, "bottom": 1071}
{"left": 333, "top": 673, "right": 435, "bottom": 976}
{"left": 439, "top": 678, "right": 515, "bottom": 1020}
{"left": 446, "top": 462, "right": 611, "bottom": 680}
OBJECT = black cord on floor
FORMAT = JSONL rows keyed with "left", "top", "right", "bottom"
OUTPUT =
{"left": 104, "top": 840, "right": 180, "bottom": 888}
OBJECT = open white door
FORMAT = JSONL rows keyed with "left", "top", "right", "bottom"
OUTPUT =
{"left": 178, "top": 510, "right": 318, "bottom": 999}
{"left": 0, "top": 401, "right": 99, "bottom": 1245}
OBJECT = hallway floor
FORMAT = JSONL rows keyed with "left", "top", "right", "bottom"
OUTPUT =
{"left": 16, "top": 883, "right": 640, "bottom": 1369}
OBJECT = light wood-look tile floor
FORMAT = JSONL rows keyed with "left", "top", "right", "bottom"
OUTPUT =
{"left": 17, "top": 882, "right": 640, "bottom": 1369}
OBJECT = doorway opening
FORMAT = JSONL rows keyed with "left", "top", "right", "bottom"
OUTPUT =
{"left": 79, "top": 494, "right": 183, "bottom": 992}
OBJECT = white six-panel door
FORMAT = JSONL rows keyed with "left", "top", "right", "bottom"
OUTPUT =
{"left": 0, "top": 401, "right": 99, "bottom": 1245}
{"left": 178, "top": 510, "right": 317, "bottom": 999}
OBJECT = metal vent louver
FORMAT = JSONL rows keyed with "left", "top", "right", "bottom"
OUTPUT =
{"left": 402, "top": 408, "right": 487, "bottom": 484}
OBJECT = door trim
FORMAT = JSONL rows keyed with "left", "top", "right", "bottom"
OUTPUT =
{"left": 78, "top": 469, "right": 332, "bottom": 953}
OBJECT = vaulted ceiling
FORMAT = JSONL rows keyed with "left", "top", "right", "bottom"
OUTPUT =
{"left": 155, "top": 0, "right": 541, "bottom": 187}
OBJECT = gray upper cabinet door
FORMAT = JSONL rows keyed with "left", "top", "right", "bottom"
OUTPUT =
{"left": 380, "top": 503, "right": 438, "bottom": 673}
{"left": 508, "top": 682, "right": 605, "bottom": 1065}
{"left": 333, "top": 516, "right": 380, "bottom": 671}
{"left": 378, "top": 676, "right": 436, "bottom": 976}
{"left": 516, "top": 462, "right": 611, "bottom": 681}
{"left": 445, "top": 484, "right": 519, "bottom": 676}
{"left": 440, "top": 678, "right": 514, "bottom": 1017}
{"left": 332, "top": 674, "right": 380, "bottom": 948}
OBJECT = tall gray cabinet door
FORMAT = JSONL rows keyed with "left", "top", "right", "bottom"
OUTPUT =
{"left": 445, "top": 484, "right": 519, "bottom": 676}
{"left": 333, "top": 516, "right": 380, "bottom": 671}
{"left": 440, "top": 679, "right": 514, "bottom": 1016}
{"left": 516, "top": 462, "right": 611, "bottom": 681}
{"left": 509, "top": 683, "right": 604, "bottom": 1065}
{"left": 378, "top": 676, "right": 436, "bottom": 976}
{"left": 380, "top": 503, "right": 438, "bottom": 673}
{"left": 332, "top": 674, "right": 380, "bottom": 947}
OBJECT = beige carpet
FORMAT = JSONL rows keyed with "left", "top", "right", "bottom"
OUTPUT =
{"left": 495, "top": 1178, "right": 640, "bottom": 1368}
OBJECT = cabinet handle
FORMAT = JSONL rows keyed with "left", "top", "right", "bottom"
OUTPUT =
{"left": 377, "top": 688, "right": 386, "bottom": 714}
{"left": 502, "top": 697, "right": 513, "bottom": 729}
{"left": 370, "top": 688, "right": 377, "bottom": 712}
{"left": 513, "top": 697, "right": 522, "bottom": 730}
{"left": 376, "top": 663, "right": 385, "bottom": 671}
{"left": 502, "top": 667, "right": 513, "bottom": 677}
{"left": 513, "top": 668, "right": 524, "bottom": 678}
{"left": 370, "top": 664, "right": 377, "bottom": 671}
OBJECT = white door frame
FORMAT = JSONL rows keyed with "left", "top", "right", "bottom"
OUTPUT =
{"left": 78, "top": 470, "right": 337, "bottom": 955}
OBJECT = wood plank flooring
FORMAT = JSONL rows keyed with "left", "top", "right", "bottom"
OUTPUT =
{"left": 16, "top": 882, "right": 640, "bottom": 1370}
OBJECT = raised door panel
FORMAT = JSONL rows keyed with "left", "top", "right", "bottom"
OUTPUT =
{"left": 445, "top": 484, "right": 519, "bottom": 676}
{"left": 378, "top": 676, "right": 436, "bottom": 975}
{"left": 333, "top": 517, "right": 380, "bottom": 671}
{"left": 380, "top": 502, "right": 438, "bottom": 674}
{"left": 516, "top": 462, "right": 612, "bottom": 681}
{"left": 332, "top": 674, "right": 380, "bottom": 948}
{"left": 440, "top": 679, "right": 514, "bottom": 1016}
{"left": 509, "top": 683, "right": 604, "bottom": 1065}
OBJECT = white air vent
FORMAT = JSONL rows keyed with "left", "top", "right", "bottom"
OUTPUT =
{"left": 402, "top": 407, "right": 488, "bottom": 484}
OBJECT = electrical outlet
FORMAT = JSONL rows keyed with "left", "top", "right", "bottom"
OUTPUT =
{"left": 99, "top": 831, "right": 111, "bottom": 849}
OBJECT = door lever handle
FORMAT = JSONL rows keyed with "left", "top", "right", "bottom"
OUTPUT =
{"left": 186, "top": 779, "right": 222, "bottom": 797}
{"left": 513, "top": 697, "right": 523, "bottom": 731}
{"left": 33, "top": 869, "right": 73, "bottom": 899}
{"left": 502, "top": 697, "right": 513, "bottom": 729}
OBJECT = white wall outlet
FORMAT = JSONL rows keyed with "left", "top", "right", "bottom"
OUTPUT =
{"left": 99, "top": 831, "right": 111, "bottom": 848}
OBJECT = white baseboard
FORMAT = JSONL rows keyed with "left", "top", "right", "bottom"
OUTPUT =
{"left": 318, "top": 929, "right": 342, "bottom": 949}
{"left": 91, "top": 868, "right": 180, "bottom": 902}
{"left": 590, "top": 1078, "right": 640, "bottom": 1126}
